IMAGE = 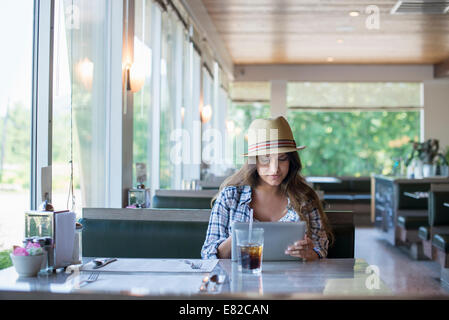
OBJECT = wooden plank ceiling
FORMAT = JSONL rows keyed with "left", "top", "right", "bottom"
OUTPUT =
{"left": 201, "top": 0, "right": 449, "bottom": 64}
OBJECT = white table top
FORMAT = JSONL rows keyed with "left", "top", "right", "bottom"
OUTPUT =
{"left": 0, "top": 258, "right": 392, "bottom": 299}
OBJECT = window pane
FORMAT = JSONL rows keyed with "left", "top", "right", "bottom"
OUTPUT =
{"left": 53, "top": 0, "right": 110, "bottom": 211}
{"left": 52, "top": 1, "right": 80, "bottom": 214}
{"left": 181, "top": 46, "right": 201, "bottom": 183}
{"left": 159, "top": 11, "right": 183, "bottom": 189}
{"left": 287, "top": 110, "right": 421, "bottom": 176}
{"left": 201, "top": 67, "right": 214, "bottom": 175}
{"left": 0, "top": 1, "right": 33, "bottom": 250}
{"left": 133, "top": 0, "right": 153, "bottom": 188}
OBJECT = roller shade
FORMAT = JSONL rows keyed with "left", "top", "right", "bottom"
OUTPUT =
{"left": 287, "top": 82, "right": 422, "bottom": 110}
{"left": 230, "top": 82, "right": 271, "bottom": 103}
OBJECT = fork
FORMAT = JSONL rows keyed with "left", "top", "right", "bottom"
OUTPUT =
{"left": 79, "top": 272, "right": 99, "bottom": 287}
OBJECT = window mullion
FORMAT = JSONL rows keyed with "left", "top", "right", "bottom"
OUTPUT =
{"left": 30, "top": 0, "right": 54, "bottom": 210}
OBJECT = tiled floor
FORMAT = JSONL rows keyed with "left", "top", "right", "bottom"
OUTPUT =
{"left": 355, "top": 227, "right": 449, "bottom": 297}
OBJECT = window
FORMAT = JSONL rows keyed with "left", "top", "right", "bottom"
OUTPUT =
{"left": 159, "top": 10, "right": 184, "bottom": 189}
{"left": 286, "top": 82, "right": 422, "bottom": 176}
{"left": 53, "top": 0, "right": 111, "bottom": 210}
{"left": 180, "top": 44, "right": 201, "bottom": 184}
{"left": 133, "top": 0, "right": 153, "bottom": 188}
{"left": 132, "top": 2, "right": 208, "bottom": 192}
{"left": 0, "top": 0, "right": 34, "bottom": 250}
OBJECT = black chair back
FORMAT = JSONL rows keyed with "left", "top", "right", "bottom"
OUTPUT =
{"left": 326, "top": 211, "right": 354, "bottom": 259}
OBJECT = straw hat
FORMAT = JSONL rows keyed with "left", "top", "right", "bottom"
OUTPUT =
{"left": 243, "top": 116, "right": 306, "bottom": 156}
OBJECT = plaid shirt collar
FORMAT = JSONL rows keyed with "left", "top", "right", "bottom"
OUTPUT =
{"left": 240, "top": 185, "right": 253, "bottom": 205}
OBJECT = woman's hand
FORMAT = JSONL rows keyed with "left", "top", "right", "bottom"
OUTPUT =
{"left": 285, "top": 235, "right": 319, "bottom": 261}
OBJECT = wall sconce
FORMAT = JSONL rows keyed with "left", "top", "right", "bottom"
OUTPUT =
{"left": 76, "top": 58, "right": 94, "bottom": 90}
{"left": 125, "top": 63, "right": 145, "bottom": 93}
{"left": 201, "top": 104, "right": 212, "bottom": 123}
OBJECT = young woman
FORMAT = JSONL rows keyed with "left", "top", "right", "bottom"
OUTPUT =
{"left": 201, "top": 116, "right": 333, "bottom": 261}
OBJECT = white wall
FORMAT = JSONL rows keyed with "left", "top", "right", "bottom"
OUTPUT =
{"left": 234, "top": 64, "right": 434, "bottom": 82}
{"left": 423, "top": 79, "right": 449, "bottom": 151}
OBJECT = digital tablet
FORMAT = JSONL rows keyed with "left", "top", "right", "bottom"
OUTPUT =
{"left": 231, "top": 221, "right": 306, "bottom": 261}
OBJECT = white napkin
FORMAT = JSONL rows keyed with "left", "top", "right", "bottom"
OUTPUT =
{"left": 54, "top": 211, "right": 76, "bottom": 268}
{"left": 80, "top": 258, "right": 219, "bottom": 273}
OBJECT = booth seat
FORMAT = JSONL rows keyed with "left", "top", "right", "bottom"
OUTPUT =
{"left": 80, "top": 208, "right": 354, "bottom": 259}
{"left": 394, "top": 183, "right": 429, "bottom": 259}
{"left": 418, "top": 189, "right": 449, "bottom": 260}
{"left": 315, "top": 177, "right": 372, "bottom": 226}
{"left": 432, "top": 234, "right": 449, "bottom": 267}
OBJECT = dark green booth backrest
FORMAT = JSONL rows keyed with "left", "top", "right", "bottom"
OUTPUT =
{"left": 152, "top": 195, "right": 213, "bottom": 209}
{"left": 80, "top": 210, "right": 354, "bottom": 259}
{"left": 80, "top": 218, "right": 209, "bottom": 259}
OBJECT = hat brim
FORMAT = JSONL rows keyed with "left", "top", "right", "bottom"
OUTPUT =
{"left": 242, "top": 145, "right": 306, "bottom": 157}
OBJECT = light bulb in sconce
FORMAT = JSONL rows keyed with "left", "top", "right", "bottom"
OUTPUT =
{"left": 126, "top": 63, "right": 145, "bottom": 93}
{"left": 201, "top": 104, "right": 212, "bottom": 123}
{"left": 234, "top": 127, "right": 242, "bottom": 136}
{"left": 181, "top": 107, "right": 185, "bottom": 123}
{"left": 76, "top": 58, "right": 94, "bottom": 90}
{"left": 226, "top": 120, "right": 235, "bottom": 133}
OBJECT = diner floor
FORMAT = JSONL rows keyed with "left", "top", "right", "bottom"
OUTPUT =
{"left": 355, "top": 227, "right": 449, "bottom": 297}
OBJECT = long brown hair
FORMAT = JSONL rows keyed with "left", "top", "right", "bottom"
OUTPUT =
{"left": 212, "top": 152, "right": 334, "bottom": 246}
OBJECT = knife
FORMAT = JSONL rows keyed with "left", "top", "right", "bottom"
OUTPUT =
{"left": 92, "top": 258, "right": 117, "bottom": 269}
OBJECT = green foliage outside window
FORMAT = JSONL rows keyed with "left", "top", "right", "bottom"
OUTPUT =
{"left": 286, "top": 82, "right": 422, "bottom": 177}
{"left": 0, "top": 102, "right": 30, "bottom": 188}
{"left": 0, "top": 250, "right": 12, "bottom": 270}
{"left": 287, "top": 110, "right": 420, "bottom": 176}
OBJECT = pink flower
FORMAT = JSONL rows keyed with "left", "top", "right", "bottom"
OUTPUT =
{"left": 26, "top": 242, "right": 41, "bottom": 249}
{"left": 13, "top": 247, "right": 29, "bottom": 256}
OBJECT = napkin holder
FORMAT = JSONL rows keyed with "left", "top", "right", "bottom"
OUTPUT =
{"left": 25, "top": 210, "right": 76, "bottom": 271}
{"left": 128, "top": 185, "right": 151, "bottom": 208}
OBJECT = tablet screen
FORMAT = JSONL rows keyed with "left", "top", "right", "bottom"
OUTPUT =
{"left": 231, "top": 221, "right": 306, "bottom": 261}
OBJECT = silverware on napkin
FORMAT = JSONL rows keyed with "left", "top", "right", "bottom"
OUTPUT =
{"left": 92, "top": 258, "right": 117, "bottom": 269}
{"left": 184, "top": 260, "right": 203, "bottom": 270}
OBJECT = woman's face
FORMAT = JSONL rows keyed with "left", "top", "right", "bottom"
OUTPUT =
{"left": 256, "top": 153, "right": 290, "bottom": 187}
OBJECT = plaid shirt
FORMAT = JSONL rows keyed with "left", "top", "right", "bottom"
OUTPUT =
{"left": 201, "top": 185, "right": 329, "bottom": 259}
